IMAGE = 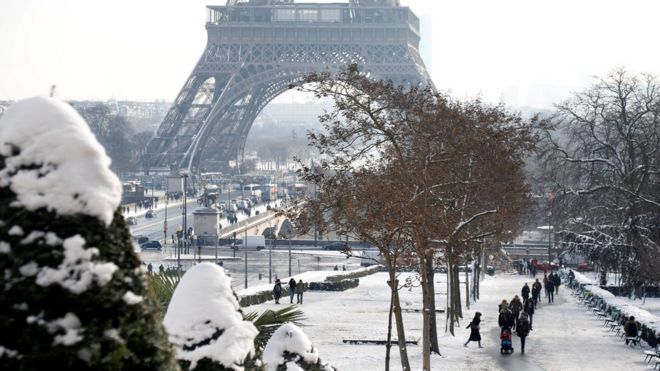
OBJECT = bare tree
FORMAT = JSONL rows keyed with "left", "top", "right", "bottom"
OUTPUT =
{"left": 541, "top": 68, "right": 660, "bottom": 287}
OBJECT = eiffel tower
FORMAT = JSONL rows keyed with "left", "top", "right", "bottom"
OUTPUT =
{"left": 146, "top": 0, "right": 431, "bottom": 172}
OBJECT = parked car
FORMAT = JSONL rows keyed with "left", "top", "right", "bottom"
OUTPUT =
{"left": 126, "top": 216, "right": 137, "bottom": 225}
{"left": 576, "top": 262, "right": 593, "bottom": 272}
{"left": 145, "top": 210, "right": 157, "bottom": 218}
{"left": 323, "top": 242, "right": 349, "bottom": 251}
{"left": 140, "top": 241, "right": 162, "bottom": 250}
{"left": 134, "top": 235, "right": 149, "bottom": 245}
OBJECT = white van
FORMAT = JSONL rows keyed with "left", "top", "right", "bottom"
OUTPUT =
{"left": 235, "top": 235, "right": 266, "bottom": 250}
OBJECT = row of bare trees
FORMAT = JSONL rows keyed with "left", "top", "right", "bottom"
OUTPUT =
{"left": 290, "top": 66, "right": 538, "bottom": 370}
{"left": 539, "top": 68, "right": 660, "bottom": 290}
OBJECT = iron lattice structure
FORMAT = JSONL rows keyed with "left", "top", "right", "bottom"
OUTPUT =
{"left": 147, "top": 0, "right": 431, "bottom": 172}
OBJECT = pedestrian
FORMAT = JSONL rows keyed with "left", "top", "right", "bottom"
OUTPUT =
{"left": 288, "top": 278, "right": 297, "bottom": 304}
{"left": 543, "top": 273, "right": 549, "bottom": 298}
{"left": 552, "top": 272, "right": 561, "bottom": 294}
{"left": 523, "top": 297, "right": 535, "bottom": 330}
{"left": 498, "top": 306, "right": 515, "bottom": 330}
{"left": 171, "top": 234, "right": 175, "bottom": 244}
{"left": 296, "top": 279, "right": 305, "bottom": 304}
{"left": 532, "top": 279, "right": 542, "bottom": 308}
{"left": 147, "top": 263, "right": 153, "bottom": 274}
{"left": 464, "top": 312, "right": 483, "bottom": 348}
{"left": 158, "top": 264, "right": 164, "bottom": 274}
{"left": 521, "top": 282, "right": 530, "bottom": 302}
{"left": 273, "top": 279, "right": 282, "bottom": 304}
{"left": 498, "top": 300, "right": 509, "bottom": 313}
{"left": 623, "top": 316, "right": 641, "bottom": 345}
{"left": 509, "top": 295, "right": 523, "bottom": 321}
{"left": 546, "top": 278, "right": 555, "bottom": 303}
{"left": 516, "top": 312, "right": 531, "bottom": 354}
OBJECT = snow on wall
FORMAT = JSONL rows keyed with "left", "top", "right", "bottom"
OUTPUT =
{"left": 163, "top": 262, "right": 258, "bottom": 370}
{"left": 0, "top": 96, "right": 122, "bottom": 226}
{"left": 262, "top": 323, "right": 320, "bottom": 371}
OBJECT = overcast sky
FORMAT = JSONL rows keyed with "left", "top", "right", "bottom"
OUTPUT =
{"left": 1, "top": 0, "right": 659, "bottom": 108}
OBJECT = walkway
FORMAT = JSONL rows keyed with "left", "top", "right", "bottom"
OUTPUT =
{"left": 246, "top": 271, "right": 652, "bottom": 370}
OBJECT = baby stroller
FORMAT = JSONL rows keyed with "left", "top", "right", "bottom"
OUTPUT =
{"left": 500, "top": 327, "right": 514, "bottom": 354}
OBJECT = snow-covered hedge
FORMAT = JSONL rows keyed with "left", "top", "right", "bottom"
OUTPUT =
{"left": 164, "top": 263, "right": 259, "bottom": 370}
{"left": 263, "top": 323, "right": 335, "bottom": 371}
{"left": 238, "top": 266, "right": 380, "bottom": 307}
{"left": 308, "top": 278, "right": 359, "bottom": 291}
{"left": 0, "top": 97, "right": 178, "bottom": 369}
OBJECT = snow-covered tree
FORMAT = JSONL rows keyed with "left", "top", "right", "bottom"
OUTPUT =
{"left": 262, "top": 323, "right": 335, "bottom": 371}
{"left": 541, "top": 68, "right": 660, "bottom": 286}
{"left": 0, "top": 97, "right": 178, "bottom": 369}
{"left": 163, "top": 262, "right": 259, "bottom": 371}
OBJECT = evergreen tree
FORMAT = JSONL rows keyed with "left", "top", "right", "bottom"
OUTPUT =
{"left": 0, "top": 97, "right": 179, "bottom": 370}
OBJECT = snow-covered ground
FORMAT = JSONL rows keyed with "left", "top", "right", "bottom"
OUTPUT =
{"left": 247, "top": 272, "right": 653, "bottom": 370}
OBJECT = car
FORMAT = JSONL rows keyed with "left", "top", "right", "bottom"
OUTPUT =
{"left": 145, "top": 210, "right": 157, "bottom": 218}
{"left": 576, "top": 262, "right": 593, "bottom": 272}
{"left": 134, "top": 235, "right": 149, "bottom": 245}
{"left": 322, "top": 242, "right": 349, "bottom": 251}
{"left": 140, "top": 241, "right": 162, "bottom": 250}
{"left": 126, "top": 216, "right": 137, "bottom": 225}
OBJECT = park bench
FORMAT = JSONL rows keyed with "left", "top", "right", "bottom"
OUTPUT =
{"left": 644, "top": 345, "right": 660, "bottom": 364}
{"left": 343, "top": 339, "right": 419, "bottom": 345}
{"left": 625, "top": 335, "right": 642, "bottom": 347}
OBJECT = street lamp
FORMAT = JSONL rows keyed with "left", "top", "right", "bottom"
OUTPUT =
{"left": 244, "top": 224, "right": 248, "bottom": 289}
{"left": 182, "top": 173, "right": 189, "bottom": 257}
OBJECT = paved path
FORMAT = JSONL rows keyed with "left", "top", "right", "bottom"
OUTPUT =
{"left": 246, "top": 271, "right": 652, "bottom": 370}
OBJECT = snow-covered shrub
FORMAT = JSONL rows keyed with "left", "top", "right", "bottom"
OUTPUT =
{"left": 0, "top": 97, "right": 178, "bottom": 370}
{"left": 263, "top": 323, "right": 335, "bottom": 371}
{"left": 164, "top": 262, "right": 259, "bottom": 370}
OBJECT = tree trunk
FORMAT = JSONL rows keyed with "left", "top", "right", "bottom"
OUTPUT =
{"left": 465, "top": 264, "right": 470, "bottom": 310}
{"left": 388, "top": 265, "right": 410, "bottom": 371}
{"left": 420, "top": 257, "right": 431, "bottom": 371}
{"left": 425, "top": 254, "right": 440, "bottom": 355}
{"left": 386, "top": 279, "right": 394, "bottom": 371}
{"left": 454, "top": 264, "right": 463, "bottom": 319}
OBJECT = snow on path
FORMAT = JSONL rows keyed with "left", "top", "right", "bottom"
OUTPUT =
{"left": 247, "top": 272, "right": 651, "bottom": 370}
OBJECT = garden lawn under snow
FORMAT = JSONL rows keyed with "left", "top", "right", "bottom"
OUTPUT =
{"left": 247, "top": 271, "right": 652, "bottom": 370}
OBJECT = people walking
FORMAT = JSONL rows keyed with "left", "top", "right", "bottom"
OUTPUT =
{"left": 546, "top": 278, "right": 555, "bottom": 303}
{"left": 521, "top": 283, "right": 530, "bottom": 302}
{"left": 498, "top": 306, "right": 515, "bottom": 330}
{"left": 543, "top": 273, "right": 549, "bottom": 298}
{"left": 273, "top": 279, "right": 282, "bottom": 304}
{"left": 464, "top": 312, "right": 483, "bottom": 348}
{"left": 532, "top": 279, "right": 542, "bottom": 308}
{"left": 516, "top": 312, "right": 531, "bottom": 354}
{"left": 552, "top": 272, "right": 561, "bottom": 294}
{"left": 523, "top": 297, "right": 535, "bottom": 330}
{"left": 510, "top": 295, "right": 523, "bottom": 321}
{"left": 288, "top": 278, "right": 297, "bottom": 304}
{"left": 296, "top": 279, "right": 305, "bottom": 304}
{"left": 498, "top": 300, "right": 509, "bottom": 313}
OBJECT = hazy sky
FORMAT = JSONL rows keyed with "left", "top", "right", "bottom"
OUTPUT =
{"left": 1, "top": 0, "right": 659, "bottom": 108}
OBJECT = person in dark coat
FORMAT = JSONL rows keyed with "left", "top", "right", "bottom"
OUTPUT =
{"left": 509, "top": 295, "right": 523, "bottom": 322}
{"left": 546, "top": 279, "right": 555, "bottom": 303}
{"left": 273, "top": 279, "right": 282, "bottom": 304}
{"left": 523, "top": 297, "right": 535, "bottom": 330}
{"left": 624, "top": 316, "right": 641, "bottom": 344}
{"left": 498, "top": 307, "right": 515, "bottom": 330}
{"left": 296, "top": 279, "right": 305, "bottom": 304}
{"left": 552, "top": 272, "right": 561, "bottom": 294}
{"left": 516, "top": 312, "right": 531, "bottom": 354}
{"left": 521, "top": 283, "right": 530, "bottom": 302}
{"left": 464, "top": 312, "right": 483, "bottom": 348}
{"left": 288, "top": 278, "right": 297, "bottom": 304}
{"left": 532, "top": 279, "right": 542, "bottom": 308}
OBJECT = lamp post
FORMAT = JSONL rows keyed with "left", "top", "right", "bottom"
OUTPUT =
{"left": 244, "top": 225, "right": 248, "bottom": 289}
{"left": 288, "top": 232, "right": 292, "bottom": 277}
{"left": 182, "top": 173, "right": 189, "bottom": 257}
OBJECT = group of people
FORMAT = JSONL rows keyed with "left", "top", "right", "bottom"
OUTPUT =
{"left": 464, "top": 272, "right": 563, "bottom": 354}
{"left": 273, "top": 278, "right": 306, "bottom": 304}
